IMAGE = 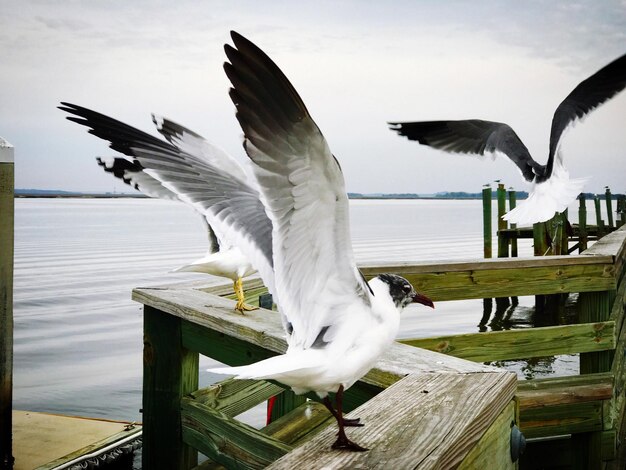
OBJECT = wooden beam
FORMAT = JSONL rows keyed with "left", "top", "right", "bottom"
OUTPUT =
{"left": 181, "top": 398, "right": 292, "bottom": 469}
{"left": 143, "top": 306, "right": 199, "bottom": 470}
{"left": 400, "top": 321, "right": 616, "bottom": 362}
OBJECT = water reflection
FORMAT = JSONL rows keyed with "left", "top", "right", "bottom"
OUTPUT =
{"left": 479, "top": 293, "right": 580, "bottom": 379}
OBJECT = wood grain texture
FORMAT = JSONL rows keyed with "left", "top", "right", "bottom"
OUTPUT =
{"left": 401, "top": 321, "right": 616, "bottom": 362}
{"left": 266, "top": 371, "right": 516, "bottom": 469}
{"left": 458, "top": 400, "right": 516, "bottom": 470}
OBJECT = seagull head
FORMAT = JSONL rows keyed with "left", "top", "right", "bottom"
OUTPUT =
{"left": 376, "top": 273, "right": 434, "bottom": 310}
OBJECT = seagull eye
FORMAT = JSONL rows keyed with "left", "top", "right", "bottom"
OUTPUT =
{"left": 402, "top": 284, "right": 411, "bottom": 294}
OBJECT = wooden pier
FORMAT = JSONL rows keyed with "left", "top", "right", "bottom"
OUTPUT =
{"left": 133, "top": 221, "right": 626, "bottom": 469}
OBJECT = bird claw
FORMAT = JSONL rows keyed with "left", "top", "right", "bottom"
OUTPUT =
{"left": 331, "top": 436, "right": 368, "bottom": 452}
{"left": 235, "top": 302, "right": 259, "bottom": 313}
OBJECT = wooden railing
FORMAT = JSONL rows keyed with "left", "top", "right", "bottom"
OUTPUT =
{"left": 134, "top": 225, "right": 626, "bottom": 469}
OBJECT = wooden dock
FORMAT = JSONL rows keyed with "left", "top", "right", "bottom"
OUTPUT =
{"left": 133, "top": 220, "right": 626, "bottom": 468}
{"left": 11, "top": 411, "right": 141, "bottom": 469}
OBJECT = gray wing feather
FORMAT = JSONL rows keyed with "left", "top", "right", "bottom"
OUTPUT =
{"left": 225, "top": 31, "right": 370, "bottom": 348}
{"left": 547, "top": 53, "right": 626, "bottom": 175}
{"left": 59, "top": 102, "right": 273, "bottom": 282}
{"left": 388, "top": 119, "right": 540, "bottom": 181}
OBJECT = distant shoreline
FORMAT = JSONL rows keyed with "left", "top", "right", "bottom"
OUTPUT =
{"left": 15, "top": 189, "right": 529, "bottom": 200}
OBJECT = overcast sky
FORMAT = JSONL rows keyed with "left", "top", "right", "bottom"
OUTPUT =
{"left": 1, "top": 0, "right": 625, "bottom": 195}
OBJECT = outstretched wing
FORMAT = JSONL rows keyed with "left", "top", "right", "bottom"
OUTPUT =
{"left": 96, "top": 156, "right": 220, "bottom": 254}
{"left": 224, "top": 31, "right": 371, "bottom": 348}
{"left": 59, "top": 102, "right": 273, "bottom": 288}
{"left": 547, "top": 53, "right": 626, "bottom": 175}
{"left": 388, "top": 119, "right": 541, "bottom": 181}
{"left": 96, "top": 156, "right": 179, "bottom": 200}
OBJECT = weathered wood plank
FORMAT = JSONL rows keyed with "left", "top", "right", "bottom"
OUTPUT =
{"left": 521, "top": 400, "right": 603, "bottom": 438}
{"left": 133, "top": 286, "right": 499, "bottom": 383}
{"left": 517, "top": 377, "right": 612, "bottom": 409}
{"left": 266, "top": 371, "right": 517, "bottom": 469}
{"left": 143, "top": 306, "right": 199, "bottom": 470}
{"left": 181, "top": 398, "right": 292, "bottom": 469}
{"left": 262, "top": 401, "right": 334, "bottom": 446}
{"left": 189, "top": 378, "right": 283, "bottom": 418}
{"left": 362, "top": 262, "right": 615, "bottom": 300}
{"left": 401, "top": 321, "right": 615, "bottom": 362}
{"left": 458, "top": 400, "right": 517, "bottom": 470}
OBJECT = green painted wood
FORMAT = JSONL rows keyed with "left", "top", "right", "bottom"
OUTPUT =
{"left": 181, "top": 398, "right": 291, "bottom": 469}
{"left": 508, "top": 190, "right": 518, "bottom": 257}
{"left": 401, "top": 321, "right": 615, "bottom": 362}
{"left": 483, "top": 186, "right": 492, "bottom": 258}
{"left": 497, "top": 184, "right": 509, "bottom": 258}
{"left": 458, "top": 401, "right": 516, "bottom": 470}
{"left": 579, "top": 194, "right": 588, "bottom": 252}
{"left": 606, "top": 188, "right": 614, "bottom": 228}
{"left": 143, "top": 306, "right": 199, "bottom": 470}
{"left": 520, "top": 400, "right": 603, "bottom": 438}
{"left": 209, "top": 257, "right": 618, "bottom": 303}
{"left": 382, "top": 262, "right": 615, "bottom": 302}
{"left": 190, "top": 378, "right": 284, "bottom": 418}
{"left": 262, "top": 401, "right": 334, "bottom": 446}
{"left": 579, "top": 292, "right": 614, "bottom": 375}
{"left": 595, "top": 196, "right": 606, "bottom": 237}
{"left": 0, "top": 152, "right": 14, "bottom": 469}
{"left": 269, "top": 390, "right": 307, "bottom": 423}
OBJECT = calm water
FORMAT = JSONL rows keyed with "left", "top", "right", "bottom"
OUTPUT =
{"left": 12, "top": 197, "right": 596, "bottom": 433}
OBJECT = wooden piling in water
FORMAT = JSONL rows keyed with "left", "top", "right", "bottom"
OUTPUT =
{"left": 482, "top": 186, "right": 492, "bottom": 259}
{"left": 606, "top": 187, "right": 614, "bottom": 229}
{"left": 496, "top": 184, "right": 508, "bottom": 259}
{"left": 617, "top": 195, "right": 626, "bottom": 228}
{"left": 0, "top": 138, "right": 14, "bottom": 470}
{"left": 579, "top": 194, "right": 588, "bottom": 252}
{"left": 508, "top": 190, "right": 518, "bottom": 257}
{"left": 595, "top": 196, "right": 605, "bottom": 237}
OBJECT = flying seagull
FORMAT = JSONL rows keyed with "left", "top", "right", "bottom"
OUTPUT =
{"left": 60, "top": 105, "right": 258, "bottom": 312}
{"left": 204, "top": 32, "right": 435, "bottom": 451}
{"left": 389, "top": 53, "right": 626, "bottom": 226}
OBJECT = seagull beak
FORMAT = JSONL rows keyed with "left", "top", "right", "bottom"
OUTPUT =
{"left": 412, "top": 293, "right": 434, "bottom": 309}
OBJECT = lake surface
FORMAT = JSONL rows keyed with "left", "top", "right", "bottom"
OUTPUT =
{"left": 12, "top": 197, "right": 596, "bottom": 441}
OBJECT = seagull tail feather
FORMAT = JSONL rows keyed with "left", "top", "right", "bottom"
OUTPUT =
{"left": 503, "top": 161, "right": 587, "bottom": 226}
{"left": 208, "top": 353, "right": 319, "bottom": 380}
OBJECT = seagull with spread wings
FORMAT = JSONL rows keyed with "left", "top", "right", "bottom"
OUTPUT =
{"left": 60, "top": 105, "right": 258, "bottom": 312}
{"left": 389, "top": 53, "right": 626, "bottom": 226}
{"left": 60, "top": 32, "right": 434, "bottom": 452}
{"left": 205, "top": 32, "right": 435, "bottom": 451}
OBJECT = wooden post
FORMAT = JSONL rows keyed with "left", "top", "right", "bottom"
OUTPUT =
{"left": 482, "top": 186, "right": 493, "bottom": 319}
{"left": 617, "top": 195, "right": 626, "bottom": 228}
{"left": 605, "top": 187, "right": 614, "bottom": 229}
{"left": 508, "top": 190, "right": 518, "bottom": 257}
{"left": 533, "top": 222, "right": 548, "bottom": 312}
{"left": 496, "top": 184, "right": 508, "bottom": 258}
{"left": 482, "top": 186, "right": 492, "bottom": 259}
{"left": 573, "top": 290, "right": 613, "bottom": 468}
{"left": 0, "top": 138, "right": 14, "bottom": 470}
{"left": 594, "top": 196, "right": 605, "bottom": 237}
{"left": 578, "top": 194, "right": 588, "bottom": 252}
{"left": 143, "top": 306, "right": 199, "bottom": 469}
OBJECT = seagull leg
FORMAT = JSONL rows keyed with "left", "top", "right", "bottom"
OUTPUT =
{"left": 330, "top": 385, "right": 368, "bottom": 452}
{"left": 322, "top": 396, "right": 362, "bottom": 427}
{"left": 234, "top": 277, "right": 259, "bottom": 313}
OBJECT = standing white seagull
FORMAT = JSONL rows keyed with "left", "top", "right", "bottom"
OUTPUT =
{"left": 389, "top": 53, "right": 626, "bottom": 226}
{"left": 59, "top": 104, "right": 259, "bottom": 312}
{"left": 205, "top": 32, "right": 435, "bottom": 451}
